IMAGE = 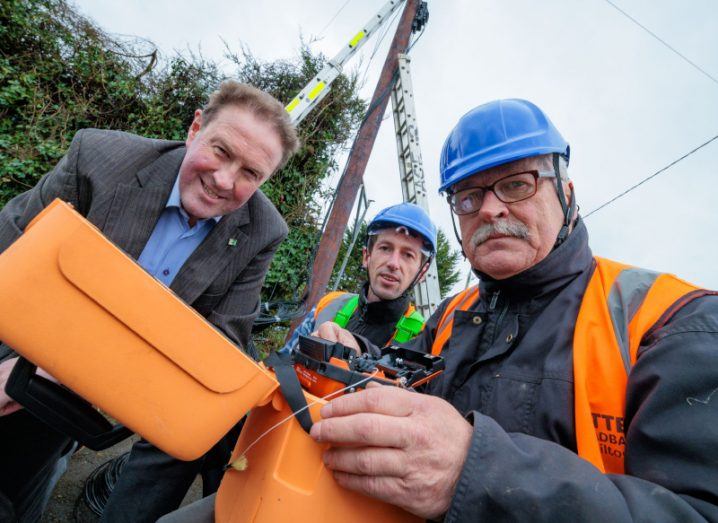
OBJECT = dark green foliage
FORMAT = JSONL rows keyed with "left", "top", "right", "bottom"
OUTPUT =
{"left": 0, "top": 0, "right": 221, "bottom": 205}
{"left": 1, "top": 0, "right": 365, "bottom": 304}
{"left": 329, "top": 221, "right": 368, "bottom": 293}
{"left": 436, "top": 228, "right": 462, "bottom": 297}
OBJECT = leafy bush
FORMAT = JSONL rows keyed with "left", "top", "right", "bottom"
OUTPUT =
{"left": 0, "top": 0, "right": 365, "bottom": 304}
{"left": 1, "top": 0, "right": 460, "bottom": 336}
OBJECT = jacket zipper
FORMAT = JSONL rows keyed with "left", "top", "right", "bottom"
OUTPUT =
{"left": 489, "top": 290, "right": 500, "bottom": 310}
{"left": 488, "top": 290, "right": 509, "bottom": 344}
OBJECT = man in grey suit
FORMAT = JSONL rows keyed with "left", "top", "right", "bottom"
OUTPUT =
{"left": 0, "top": 81, "right": 299, "bottom": 522}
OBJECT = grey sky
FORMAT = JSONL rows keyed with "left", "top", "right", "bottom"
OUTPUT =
{"left": 73, "top": 0, "right": 718, "bottom": 292}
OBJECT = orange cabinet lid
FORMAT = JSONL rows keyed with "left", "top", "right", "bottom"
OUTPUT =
{"left": 54, "top": 201, "right": 272, "bottom": 394}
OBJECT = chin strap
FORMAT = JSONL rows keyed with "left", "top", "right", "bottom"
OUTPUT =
{"left": 553, "top": 154, "right": 577, "bottom": 248}
{"left": 399, "top": 255, "right": 433, "bottom": 299}
{"left": 449, "top": 211, "right": 466, "bottom": 259}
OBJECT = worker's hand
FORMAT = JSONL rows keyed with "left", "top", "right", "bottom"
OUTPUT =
{"left": 310, "top": 383, "right": 473, "bottom": 519}
{"left": 0, "top": 357, "right": 22, "bottom": 417}
{"left": 312, "top": 321, "right": 361, "bottom": 354}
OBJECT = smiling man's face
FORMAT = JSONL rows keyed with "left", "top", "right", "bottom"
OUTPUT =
{"left": 178, "top": 104, "right": 284, "bottom": 225}
{"left": 456, "top": 156, "right": 569, "bottom": 279}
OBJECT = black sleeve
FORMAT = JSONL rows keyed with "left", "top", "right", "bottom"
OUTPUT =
{"left": 444, "top": 295, "right": 718, "bottom": 522}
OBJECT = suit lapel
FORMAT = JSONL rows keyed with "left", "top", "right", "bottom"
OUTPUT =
{"left": 103, "top": 148, "right": 185, "bottom": 259}
{"left": 102, "top": 143, "right": 253, "bottom": 305}
{"left": 170, "top": 205, "right": 250, "bottom": 304}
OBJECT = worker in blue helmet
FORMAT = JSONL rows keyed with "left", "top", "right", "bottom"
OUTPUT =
{"left": 440, "top": 98, "right": 576, "bottom": 253}
{"left": 279, "top": 202, "right": 437, "bottom": 355}
{"left": 309, "top": 99, "right": 718, "bottom": 522}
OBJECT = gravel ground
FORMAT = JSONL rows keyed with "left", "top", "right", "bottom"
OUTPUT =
{"left": 42, "top": 437, "right": 202, "bottom": 522}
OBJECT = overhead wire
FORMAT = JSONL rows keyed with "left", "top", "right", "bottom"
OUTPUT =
{"left": 602, "top": 0, "right": 718, "bottom": 87}
{"left": 406, "top": 24, "right": 426, "bottom": 54}
{"left": 359, "top": 7, "right": 402, "bottom": 86}
{"left": 582, "top": 2, "right": 718, "bottom": 218}
{"left": 583, "top": 133, "right": 718, "bottom": 218}
{"left": 317, "top": 0, "right": 353, "bottom": 38}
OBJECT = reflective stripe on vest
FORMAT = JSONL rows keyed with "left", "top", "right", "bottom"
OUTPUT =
{"left": 429, "top": 257, "right": 705, "bottom": 474}
{"left": 314, "top": 291, "right": 354, "bottom": 326}
{"left": 314, "top": 292, "right": 425, "bottom": 346}
{"left": 573, "top": 257, "right": 702, "bottom": 474}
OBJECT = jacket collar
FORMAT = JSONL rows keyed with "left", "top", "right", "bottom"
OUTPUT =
{"left": 357, "top": 282, "right": 412, "bottom": 324}
{"left": 476, "top": 217, "right": 593, "bottom": 300}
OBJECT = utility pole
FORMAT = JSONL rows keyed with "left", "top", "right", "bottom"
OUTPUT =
{"left": 290, "top": 0, "right": 420, "bottom": 329}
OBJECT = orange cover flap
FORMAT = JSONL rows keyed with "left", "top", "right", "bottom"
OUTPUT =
{"left": 55, "top": 219, "right": 269, "bottom": 394}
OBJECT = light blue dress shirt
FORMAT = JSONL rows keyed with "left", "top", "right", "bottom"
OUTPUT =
{"left": 137, "top": 176, "right": 221, "bottom": 286}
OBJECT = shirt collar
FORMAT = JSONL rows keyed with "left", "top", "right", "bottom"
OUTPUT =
{"left": 167, "top": 175, "right": 222, "bottom": 224}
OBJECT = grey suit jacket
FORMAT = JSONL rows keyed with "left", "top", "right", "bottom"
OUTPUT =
{"left": 0, "top": 128, "right": 288, "bottom": 357}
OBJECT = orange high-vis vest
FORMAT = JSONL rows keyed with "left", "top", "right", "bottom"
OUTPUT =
{"left": 430, "top": 257, "right": 706, "bottom": 474}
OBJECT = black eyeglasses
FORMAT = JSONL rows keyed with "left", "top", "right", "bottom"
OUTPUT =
{"left": 446, "top": 170, "right": 557, "bottom": 215}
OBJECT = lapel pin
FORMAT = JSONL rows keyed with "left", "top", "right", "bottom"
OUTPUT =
{"left": 228, "top": 238, "right": 238, "bottom": 247}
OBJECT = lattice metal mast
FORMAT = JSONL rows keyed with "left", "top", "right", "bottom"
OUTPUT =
{"left": 390, "top": 53, "right": 441, "bottom": 317}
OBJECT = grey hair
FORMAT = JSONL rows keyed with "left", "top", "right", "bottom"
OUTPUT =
{"left": 536, "top": 153, "right": 569, "bottom": 181}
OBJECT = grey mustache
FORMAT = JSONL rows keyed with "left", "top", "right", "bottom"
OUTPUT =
{"left": 471, "top": 220, "right": 530, "bottom": 247}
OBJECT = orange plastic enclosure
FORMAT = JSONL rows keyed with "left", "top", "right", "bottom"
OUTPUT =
{"left": 294, "top": 359, "right": 351, "bottom": 397}
{"left": 0, "top": 199, "right": 423, "bottom": 520}
{"left": 294, "top": 360, "right": 389, "bottom": 398}
{"left": 215, "top": 388, "right": 422, "bottom": 523}
{"left": 0, "top": 199, "right": 278, "bottom": 460}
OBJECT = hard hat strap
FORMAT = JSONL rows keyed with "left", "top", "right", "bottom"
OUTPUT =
{"left": 449, "top": 211, "right": 466, "bottom": 259}
{"left": 400, "top": 254, "right": 434, "bottom": 299}
{"left": 553, "top": 153, "right": 576, "bottom": 247}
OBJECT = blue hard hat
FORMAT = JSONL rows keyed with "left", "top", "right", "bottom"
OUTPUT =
{"left": 367, "top": 202, "right": 437, "bottom": 255}
{"left": 439, "top": 99, "right": 570, "bottom": 193}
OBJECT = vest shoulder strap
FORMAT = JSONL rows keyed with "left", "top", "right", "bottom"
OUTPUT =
{"left": 334, "top": 294, "right": 360, "bottom": 328}
{"left": 315, "top": 291, "right": 348, "bottom": 316}
{"left": 314, "top": 292, "right": 356, "bottom": 327}
{"left": 391, "top": 306, "right": 426, "bottom": 345}
{"left": 430, "top": 285, "right": 480, "bottom": 355}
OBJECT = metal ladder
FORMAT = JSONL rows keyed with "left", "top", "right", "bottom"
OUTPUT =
{"left": 390, "top": 53, "right": 442, "bottom": 317}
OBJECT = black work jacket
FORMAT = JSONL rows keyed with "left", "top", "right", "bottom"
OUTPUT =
{"left": 361, "top": 219, "right": 718, "bottom": 522}
{"left": 345, "top": 283, "right": 412, "bottom": 349}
